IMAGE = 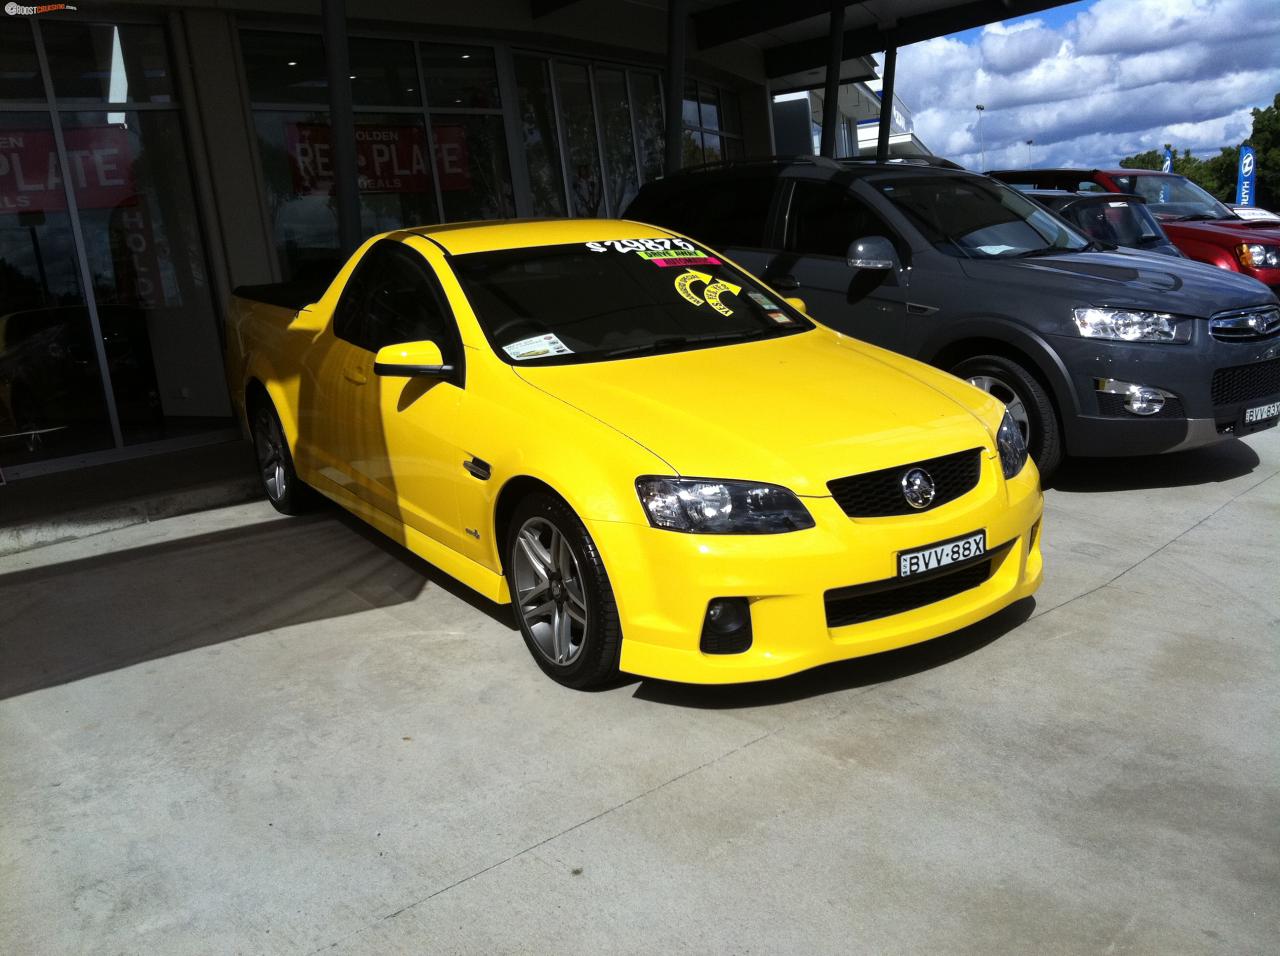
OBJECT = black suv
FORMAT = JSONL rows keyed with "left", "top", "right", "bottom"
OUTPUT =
{"left": 626, "top": 158, "right": 1280, "bottom": 478}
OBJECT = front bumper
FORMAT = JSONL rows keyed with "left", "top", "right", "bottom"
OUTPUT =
{"left": 590, "top": 453, "right": 1043, "bottom": 684}
{"left": 1050, "top": 330, "right": 1280, "bottom": 457}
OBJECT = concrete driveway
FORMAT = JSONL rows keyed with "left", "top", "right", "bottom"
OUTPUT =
{"left": 2, "top": 431, "right": 1277, "bottom": 954}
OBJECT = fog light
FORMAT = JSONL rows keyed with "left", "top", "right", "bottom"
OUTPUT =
{"left": 1096, "top": 378, "right": 1175, "bottom": 417}
{"left": 700, "top": 598, "right": 753, "bottom": 654}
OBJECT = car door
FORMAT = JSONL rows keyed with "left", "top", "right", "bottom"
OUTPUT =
{"left": 763, "top": 179, "right": 909, "bottom": 350}
{"left": 317, "top": 240, "right": 469, "bottom": 551}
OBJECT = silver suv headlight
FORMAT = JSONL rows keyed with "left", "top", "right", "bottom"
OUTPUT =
{"left": 636, "top": 477, "right": 815, "bottom": 534}
{"left": 1072, "top": 307, "right": 1191, "bottom": 343}
{"left": 997, "top": 410, "right": 1028, "bottom": 479}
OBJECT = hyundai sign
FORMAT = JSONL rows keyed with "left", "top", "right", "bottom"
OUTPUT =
{"left": 1236, "top": 145, "right": 1256, "bottom": 206}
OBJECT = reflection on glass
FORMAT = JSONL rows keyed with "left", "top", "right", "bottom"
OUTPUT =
{"left": 431, "top": 114, "right": 514, "bottom": 221}
{"left": 255, "top": 111, "right": 440, "bottom": 279}
{"left": 698, "top": 84, "right": 720, "bottom": 131}
{"left": 348, "top": 37, "right": 420, "bottom": 108}
{"left": 240, "top": 30, "right": 328, "bottom": 105}
{"left": 514, "top": 56, "right": 566, "bottom": 217}
{"left": 703, "top": 133, "right": 722, "bottom": 164}
{"left": 682, "top": 79, "right": 699, "bottom": 127}
{"left": 421, "top": 43, "right": 500, "bottom": 110}
{"left": 0, "top": 22, "right": 44, "bottom": 103}
{"left": 42, "top": 23, "right": 174, "bottom": 104}
{"left": 594, "top": 69, "right": 639, "bottom": 215}
{"left": 0, "top": 113, "right": 114, "bottom": 467}
{"left": 628, "top": 71, "right": 664, "bottom": 186}
{"left": 682, "top": 129, "right": 703, "bottom": 168}
{"left": 64, "top": 112, "right": 232, "bottom": 445}
{"left": 554, "top": 63, "right": 603, "bottom": 217}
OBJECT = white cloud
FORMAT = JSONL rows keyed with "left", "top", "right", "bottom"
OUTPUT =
{"left": 892, "top": 0, "right": 1280, "bottom": 170}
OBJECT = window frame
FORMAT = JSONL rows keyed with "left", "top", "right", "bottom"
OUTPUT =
{"left": 777, "top": 178, "right": 908, "bottom": 262}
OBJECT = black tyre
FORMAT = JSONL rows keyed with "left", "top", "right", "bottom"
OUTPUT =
{"left": 951, "top": 354, "right": 1063, "bottom": 481}
{"left": 506, "top": 491, "right": 622, "bottom": 689}
{"left": 249, "top": 395, "right": 318, "bottom": 515}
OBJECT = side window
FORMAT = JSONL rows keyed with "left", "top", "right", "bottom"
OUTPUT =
{"left": 785, "top": 181, "right": 896, "bottom": 258}
{"left": 650, "top": 176, "right": 775, "bottom": 249}
{"left": 335, "top": 242, "right": 459, "bottom": 362}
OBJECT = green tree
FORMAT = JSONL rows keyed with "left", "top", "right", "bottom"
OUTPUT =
{"left": 1119, "top": 93, "right": 1279, "bottom": 208}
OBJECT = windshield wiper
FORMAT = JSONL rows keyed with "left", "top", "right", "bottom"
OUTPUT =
{"left": 599, "top": 329, "right": 773, "bottom": 359}
{"left": 1171, "top": 213, "right": 1222, "bottom": 222}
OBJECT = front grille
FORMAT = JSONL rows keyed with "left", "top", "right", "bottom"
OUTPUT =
{"left": 824, "top": 546, "right": 1005, "bottom": 628}
{"left": 1210, "top": 307, "right": 1280, "bottom": 342}
{"left": 1096, "top": 392, "right": 1186, "bottom": 418}
{"left": 828, "top": 448, "right": 982, "bottom": 518}
{"left": 1211, "top": 358, "right": 1280, "bottom": 407}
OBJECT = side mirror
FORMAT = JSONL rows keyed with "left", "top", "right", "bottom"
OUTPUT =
{"left": 847, "top": 236, "right": 897, "bottom": 270}
{"left": 373, "top": 340, "right": 454, "bottom": 377}
{"left": 783, "top": 296, "right": 808, "bottom": 314}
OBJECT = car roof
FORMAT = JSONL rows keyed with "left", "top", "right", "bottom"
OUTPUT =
{"left": 652, "top": 155, "right": 974, "bottom": 185}
{"left": 405, "top": 218, "right": 680, "bottom": 255}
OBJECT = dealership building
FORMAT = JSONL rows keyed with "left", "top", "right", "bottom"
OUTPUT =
{"left": 0, "top": 0, "right": 1069, "bottom": 481}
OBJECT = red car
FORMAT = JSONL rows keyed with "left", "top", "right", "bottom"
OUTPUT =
{"left": 990, "top": 168, "right": 1280, "bottom": 293}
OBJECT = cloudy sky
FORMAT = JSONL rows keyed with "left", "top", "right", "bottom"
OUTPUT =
{"left": 890, "top": 0, "right": 1280, "bottom": 170}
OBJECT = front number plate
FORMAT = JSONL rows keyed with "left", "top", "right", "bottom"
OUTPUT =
{"left": 898, "top": 531, "right": 986, "bottom": 578}
{"left": 1242, "top": 399, "right": 1280, "bottom": 432}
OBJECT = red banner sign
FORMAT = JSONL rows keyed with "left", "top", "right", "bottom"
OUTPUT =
{"left": 0, "top": 127, "right": 136, "bottom": 214}
{"left": 286, "top": 123, "right": 435, "bottom": 196}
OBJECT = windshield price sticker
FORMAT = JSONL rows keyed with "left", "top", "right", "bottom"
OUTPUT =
{"left": 766, "top": 311, "right": 794, "bottom": 325}
{"left": 503, "top": 333, "right": 573, "bottom": 360}
{"left": 748, "top": 291, "right": 779, "bottom": 310}
{"left": 638, "top": 249, "right": 722, "bottom": 267}
{"left": 585, "top": 238, "right": 695, "bottom": 253}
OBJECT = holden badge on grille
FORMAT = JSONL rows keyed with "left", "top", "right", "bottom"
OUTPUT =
{"left": 900, "top": 468, "right": 936, "bottom": 510}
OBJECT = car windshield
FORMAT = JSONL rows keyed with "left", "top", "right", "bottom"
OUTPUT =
{"left": 1111, "top": 173, "right": 1235, "bottom": 221}
{"left": 1057, "top": 197, "right": 1167, "bottom": 248}
{"left": 873, "top": 175, "right": 1092, "bottom": 258}
{"left": 451, "top": 239, "right": 814, "bottom": 366}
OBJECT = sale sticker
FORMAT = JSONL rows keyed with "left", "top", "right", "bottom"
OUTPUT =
{"left": 503, "top": 333, "right": 573, "bottom": 360}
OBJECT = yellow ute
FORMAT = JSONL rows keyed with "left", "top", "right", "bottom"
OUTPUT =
{"left": 226, "top": 219, "right": 1042, "bottom": 688}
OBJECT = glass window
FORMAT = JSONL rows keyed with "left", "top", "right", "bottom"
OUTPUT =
{"left": 0, "top": 112, "right": 115, "bottom": 467}
{"left": 0, "top": 24, "right": 44, "bottom": 104}
{"left": 786, "top": 182, "right": 897, "bottom": 257}
{"left": 349, "top": 37, "right": 420, "bottom": 108}
{"left": 514, "top": 55, "right": 566, "bottom": 217}
{"left": 681, "top": 129, "right": 703, "bottom": 168}
{"left": 421, "top": 43, "right": 500, "bottom": 110}
{"left": 595, "top": 68, "right": 639, "bottom": 215}
{"left": 335, "top": 241, "right": 458, "bottom": 356}
{"left": 698, "top": 84, "right": 720, "bottom": 131}
{"left": 431, "top": 114, "right": 514, "bottom": 221}
{"left": 628, "top": 71, "right": 664, "bottom": 186}
{"left": 255, "top": 111, "right": 439, "bottom": 281}
{"left": 553, "top": 62, "right": 604, "bottom": 218}
{"left": 682, "top": 79, "right": 699, "bottom": 127}
{"left": 63, "top": 111, "right": 232, "bottom": 444}
{"left": 702, "top": 133, "right": 722, "bottom": 164}
{"left": 41, "top": 23, "right": 175, "bottom": 105}
{"left": 451, "top": 242, "right": 812, "bottom": 367}
{"left": 644, "top": 176, "right": 774, "bottom": 249}
{"left": 241, "top": 30, "right": 328, "bottom": 105}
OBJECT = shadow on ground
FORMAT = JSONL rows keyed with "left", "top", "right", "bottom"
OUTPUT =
{"left": 1050, "top": 437, "right": 1260, "bottom": 493}
{"left": 0, "top": 506, "right": 512, "bottom": 701}
{"left": 630, "top": 597, "right": 1035, "bottom": 709}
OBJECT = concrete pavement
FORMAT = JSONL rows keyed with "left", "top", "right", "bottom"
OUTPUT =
{"left": 2, "top": 431, "right": 1277, "bottom": 954}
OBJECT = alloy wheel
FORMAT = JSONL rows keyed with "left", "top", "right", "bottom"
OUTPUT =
{"left": 512, "top": 516, "right": 589, "bottom": 666}
{"left": 966, "top": 374, "right": 1032, "bottom": 445}
{"left": 253, "top": 406, "right": 287, "bottom": 502}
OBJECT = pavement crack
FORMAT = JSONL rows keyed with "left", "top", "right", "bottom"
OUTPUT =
{"left": 309, "top": 727, "right": 777, "bottom": 953}
{"left": 1034, "top": 466, "right": 1279, "bottom": 620}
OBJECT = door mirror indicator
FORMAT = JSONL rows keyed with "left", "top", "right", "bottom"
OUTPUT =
{"left": 783, "top": 296, "right": 808, "bottom": 314}
{"left": 847, "top": 236, "right": 897, "bottom": 270}
{"left": 373, "top": 340, "right": 454, "bottom": 377}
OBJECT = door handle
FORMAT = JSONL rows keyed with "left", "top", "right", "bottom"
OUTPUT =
{"left": 769, "top": 273, "right": 800, "bottom": 291}
{"left": 344, "top": 367, "right": 368, "bottom": 385}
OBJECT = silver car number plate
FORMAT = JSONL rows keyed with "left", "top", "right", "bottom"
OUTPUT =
{"left": 898, "top": 531, "right": 986, "bottom": 578}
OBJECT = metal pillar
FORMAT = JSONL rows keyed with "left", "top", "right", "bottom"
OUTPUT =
{"left": 875, "top": 45, "right": 897, "bottom": 163}
{"left": 818, "top": 1, "right": 846, "bottom": 158}
{"left": 323, "top": 0, "right": 361, "bottom": 255}
{"left": 664, "top": 0, "right": 688, "bottom": 174}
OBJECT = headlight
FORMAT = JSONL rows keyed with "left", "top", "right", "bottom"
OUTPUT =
{"left": 636, "top": 477, "right": 815, "bottom": 534}
{"left": 1072, "top": 307, "right": 1191, "bottom": 343}
{"left": 1236, "top": 243, "right": 1280, "bottom": 269}
{"left": 996, "top": 410, "right": 1028, "bottom": 479}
